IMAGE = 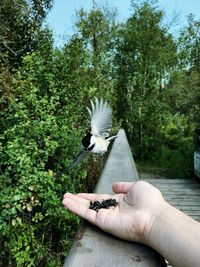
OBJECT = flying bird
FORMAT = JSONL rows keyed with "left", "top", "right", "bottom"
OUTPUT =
{"left": 55, "top": 97, "right": 117, "bottom": 178}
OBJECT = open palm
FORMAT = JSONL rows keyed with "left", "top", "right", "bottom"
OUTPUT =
{"left": 62, "top": 181, "right": 165, "bottom": 243}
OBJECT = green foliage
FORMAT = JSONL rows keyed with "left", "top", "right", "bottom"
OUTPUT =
{"left": 152, "top": 113, "right": 194, "bottom": 177}
{"left": 75, "top": 5, "right": 117, "bottom": 98}
{"left": 0, "top": 0, "right": 53, "bottom": 67}
{"left": 114, "top": 1, "right": 178, "bottom": 159}
{"left": 154, "top": 142, "right": 194, "bottom": 178}
{"left": 174, "top": 16, "right": 200, "bottom": 126}
{"left": 0, "top": 49, "right": 90, "bottom": 266}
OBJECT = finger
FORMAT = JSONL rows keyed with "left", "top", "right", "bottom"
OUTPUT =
{"left": 62, "top": 193, "right": 97, "bottom": 224}
{"left": 63, "top": 192, "right": 88, "bottom": 205}
{"left": 77, "top": 193, "right": 112, "bottom": 201}
{"left": 112, "top": 182, "right": 135, "bottom": 194}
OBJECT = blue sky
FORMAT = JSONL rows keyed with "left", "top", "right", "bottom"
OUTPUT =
{"left": 45, "top": 0, "right": 200, "bottom": 47}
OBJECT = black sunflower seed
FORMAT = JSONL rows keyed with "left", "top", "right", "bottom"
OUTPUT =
{"left": 89, "top": 199, "right": 118, "bottom": 212}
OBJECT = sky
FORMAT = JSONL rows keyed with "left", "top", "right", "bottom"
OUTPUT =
{"left": 45, "top": 0, "right": 200, "bottom": 47}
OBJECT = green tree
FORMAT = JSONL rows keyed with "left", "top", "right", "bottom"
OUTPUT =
{"left": 147, "top": 15, "right": 200, "bottom": 177}
{"left": 114, "top": 1, "right": 177, "bottom": 158}
{"left": 75, "top": 4, "right": 117, "bottom": 98}
{"left": 176, "top": 15, "right": 200, "bottom": 126}
{"left": 164, "top": 15, "right": 200, "bottom": 129}
{"left": 0, "top": 0, "right": 52, "bottom": 68}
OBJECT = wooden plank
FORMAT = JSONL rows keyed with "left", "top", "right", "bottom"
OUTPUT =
{"left": 144, "top": 179, "right": 198, "bottom": 183}
{"left": 165, "top": 195, "right": 200, "bottom": 200}
{"left": 144, "top": 178, "right": 200, "bottom": 223}
{"left": 181, "top": 211, "right": 200, "bottom": 215}
{"left": 94, "top": 129, "right": 139, "bottom": 194}
{"left": 148, "top": 183, "right": 200, "bottom": 188}
{"left": 153, "top": 183, "right": 200, "bottom": 187}
{"left": 178, "top": 206, "right": 200, "bottom": 211}
{"left": 163, "top": 195, "right": 200, "bottom": 199}
{"left": 160, "top": 193, "right": 200, "bottom": 198}
{"left": 152, "top": 185, "right": 200, "bottom": 189}
{"left": 189, "top": 216, "right": 200, "bottom": 221}
{"left": 174, "top": 202, "right": 200, "bottom": 206}
{"left": 64, "top": 129, "right": 166, "bottom": 267}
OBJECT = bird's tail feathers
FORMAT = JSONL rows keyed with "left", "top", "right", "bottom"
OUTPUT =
{"left": 54, "top": 151, "right": 86, "bottom": 179}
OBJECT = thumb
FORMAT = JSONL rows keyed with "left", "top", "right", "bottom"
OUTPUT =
{"left": 112, "top": 182, "right": 135, "bottom": 194}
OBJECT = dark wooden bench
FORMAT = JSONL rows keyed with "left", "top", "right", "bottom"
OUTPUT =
{"left": 63, "top": 129, "right": 167, "bottom": 266}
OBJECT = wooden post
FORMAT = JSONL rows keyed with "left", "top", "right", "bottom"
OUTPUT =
{"left": 64, "top": 129, "right": 166, "bottom": 267}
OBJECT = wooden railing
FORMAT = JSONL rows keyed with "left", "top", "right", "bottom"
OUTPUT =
{"left": 63, "top": 129, "right": 166, "bottom": 267}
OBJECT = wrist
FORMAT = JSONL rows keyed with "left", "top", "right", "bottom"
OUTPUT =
{"left": 143, "top": 199, "right": 170, "bottom": 246}
{"left": 143, "top": 198, "right": 200, "bottom": 267}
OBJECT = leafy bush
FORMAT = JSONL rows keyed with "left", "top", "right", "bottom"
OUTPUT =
{"left": 151, "top": 114, "right": 195, "bottom": 178}
{"left": 0, "top": 51, "right": 91, "bottom": 266}
{"left": 154, "top": 142, "right": 194, "bottom": 178}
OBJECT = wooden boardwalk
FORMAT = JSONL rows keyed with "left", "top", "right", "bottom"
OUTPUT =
{"left": 142, "top": 178, "right": 200, "bottom": 222}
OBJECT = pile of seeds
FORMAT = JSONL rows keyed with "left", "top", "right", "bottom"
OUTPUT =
{"left": 89, "top": 199, "right": 118, "bottom": 212}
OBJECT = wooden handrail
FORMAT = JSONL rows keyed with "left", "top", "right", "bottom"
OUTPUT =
{"left": 63, "top": 129, "right": 166, "bottom": 267}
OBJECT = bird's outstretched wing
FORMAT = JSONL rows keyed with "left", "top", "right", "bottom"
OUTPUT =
{"left": 54, "top": 151, "right": 86, "bottom": 178}
{"left": 87, "top": 97, "right": 112, "bottom": 138}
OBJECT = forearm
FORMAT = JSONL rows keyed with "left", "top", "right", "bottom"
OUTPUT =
{"left": 147, "top": 202, "right": 200, "bottom": 267}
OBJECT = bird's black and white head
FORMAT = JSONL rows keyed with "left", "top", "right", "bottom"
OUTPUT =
{"left": 81, "top": 132, "right": 95, "bottom": 151}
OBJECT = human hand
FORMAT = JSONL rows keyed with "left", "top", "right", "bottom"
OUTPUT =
{"left": 62, "top": 181, "right": 166, "bottom": 244}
